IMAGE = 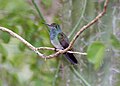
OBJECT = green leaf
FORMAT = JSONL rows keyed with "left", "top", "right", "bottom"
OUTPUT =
{"left": 110, "top": 34, "right": 120, "bottom": 49}
{"left": 1, "top": 32, "right": 10, "bottom": 43}
{"left": 0, "top": 44, "right": 8, "bottom": 57}
{"left": 87, "top": 41, "right": 105, "bottom": 70}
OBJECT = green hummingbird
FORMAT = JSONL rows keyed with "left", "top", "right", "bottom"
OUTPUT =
{"left": 45, "top": 23, "right": 78, "bottom": 64}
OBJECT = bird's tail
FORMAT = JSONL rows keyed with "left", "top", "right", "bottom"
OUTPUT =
{"left": 64, "top": 53, "right": 78, "bottom": 65}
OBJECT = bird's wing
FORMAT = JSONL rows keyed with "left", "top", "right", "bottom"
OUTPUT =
{"left": 58, "top": 32, "right": 78, "bottom": 64}
{"left": 58, "top": 32, "right": 69, "bottom": 49}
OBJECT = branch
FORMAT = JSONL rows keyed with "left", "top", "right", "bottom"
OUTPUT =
{"left": 0, "top": 0, "right": 109, "bottom": 59}
{"left": 0, "top": 26, "right": 86, "bottom": 59}
{"left": 69, "top": 0, "right": 109, "bottom": 49}
{"left": 0, "top": 26, "right": 45, "bottom": 58}
{"left": 36, "top": 47, "right": 87, "bottom": 55}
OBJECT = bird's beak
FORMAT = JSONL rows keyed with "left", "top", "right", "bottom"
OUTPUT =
{"left": 42, "top": 23, "right": 51, "bottom": 27}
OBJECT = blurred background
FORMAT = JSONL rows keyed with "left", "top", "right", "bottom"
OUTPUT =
{"left": 0, "top": 0, "right": 120, "bottom": 86}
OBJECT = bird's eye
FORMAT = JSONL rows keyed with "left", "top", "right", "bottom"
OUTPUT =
{"left": 55, "top": 25, "right": 58, "bottom": 29}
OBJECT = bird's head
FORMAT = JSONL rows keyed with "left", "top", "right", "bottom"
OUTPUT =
{"left": 43, "top": 23, "right": 61, "bottom": 32}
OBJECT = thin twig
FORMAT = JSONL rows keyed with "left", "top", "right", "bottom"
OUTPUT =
{"left": 32, "top": 0, "right": 50, "bottom": 32}
{"left": 31, "top": 0, "right": 45, "bottom": 22}
{"left": 37, "top": 47, "right": 87, "bottom": 55}
{"left": 52, "top": 60, "right": 61, "bottom": 86}
{"left": 68, "top": 0, "right": 87, "bottom": 38}
{"left": 71, "top": 66, "right": 91, "bottom": 86}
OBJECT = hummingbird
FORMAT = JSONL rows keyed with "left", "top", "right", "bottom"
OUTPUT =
{"left": 45, "top": 23, "right": 78, "bottom": 65}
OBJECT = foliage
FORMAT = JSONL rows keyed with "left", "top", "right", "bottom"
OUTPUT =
{"left": 87, "top": 41, "right": 105, "bottom": 70}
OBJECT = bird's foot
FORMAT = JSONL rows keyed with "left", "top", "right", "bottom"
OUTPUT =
{"left": 54, "top": 47, "right": 57, "bottom": 52}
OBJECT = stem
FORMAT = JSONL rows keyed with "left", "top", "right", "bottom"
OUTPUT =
{"left": 71, "top": 66, "right": 91, "bottom": 86}
{"left": 52, "top": 61, "right": 61, "bottom": 86}
{"left": 31, "top": 0, "right": 50, "bottom": 32}
{"left": 68, "top": 0, "right": 87, "bottom": 39}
